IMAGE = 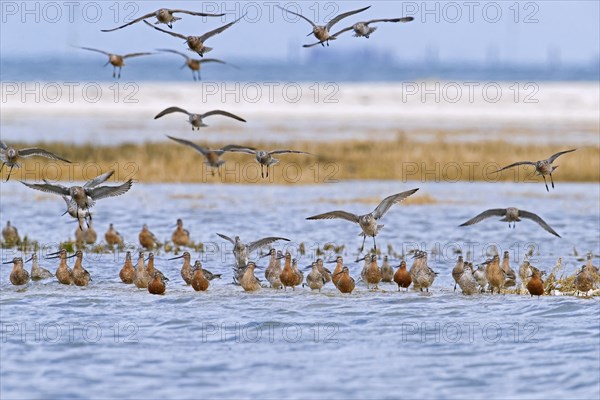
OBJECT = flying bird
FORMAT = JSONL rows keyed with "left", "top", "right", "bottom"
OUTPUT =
{"left": 459, "top": 207, "right": 560, "bottom": 237}
{"left": 303, "top": 16, "right": 414, "bottom": 47}
{"left": 495, "top": 149, "right": 576, "bottom": 191}
{"left": 306, "top": 189, "right": 420, "bottom": 251}
{"left": 78, "top": 47, "right": 153, "bottom": 78}
{"left": 157, "top": 48, "right": 233, "bottom": 81}
{"left": 0, "top": 141, "right": 71, "bottom": 182}
{"left": 216, "top": 233, "right": 290, "bottom": 269}
{"left": 226, "top": 148, "right": 313, "bottom": 178}
{"left": 143, "top": 14, "right": 245, "bottom": 57}
{"left": 154, "top": 107, "right": 246, "bottom": 130}
{"left": 166, "top": 135, "right": 251, "bottom": 176}
{"left": 101, "top": 8, "right": 225, "bottom": 31}
{"left": 21, "top": 173, "right": 133, "bottom": 225}
{"left": 277, "top": 5, "right": 370, "bottom": 47}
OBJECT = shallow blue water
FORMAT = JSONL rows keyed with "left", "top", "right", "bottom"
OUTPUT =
{"left": 1, "top": 181, "right": 599, "bottom": 399}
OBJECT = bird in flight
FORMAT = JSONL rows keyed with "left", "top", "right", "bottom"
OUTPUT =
{"left": 78, "top": 47, "right": 153, "bottom": 78}
{"left": 154, "top": 107, "right": 246, "bottom": 130}
{"left": 101, "top": 8, "right": 225, "bottom": 31}
{"left": 495, "top": 149, "right": 576, "bottom": 191}
{"left": 0, "top": 141, "right": 71, "bottom": 182}
{"left": 277, "top": 5, "right": 370, "bottom": 47}
{"left": 306, "top": 189, "right": 420, "bottom": 251}
{"left": 459, "top": 207, "right": 561, "bottom": 237}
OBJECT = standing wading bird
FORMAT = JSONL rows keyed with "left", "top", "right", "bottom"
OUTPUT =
{"left": 105, "top": 223, "right": 124, "bottom": 246}
{"left": 172, "top": 218, "right": 191, "bottom": 247}
{"left": 393, "top": 260, "right": 412, "bottom": 291}
{"left": 100, "top": 8, "right": 225, "bottom": 31}
{"left": 226, "top": 147, "right": 313, "bottom": 178}
{"left": 77, "top": 47, "right": 154, "bottom": 78}
{"left": 157, "top": 49, "right": 233, "bottom": 81}
{"left": 142, "top": 15, "right": 246, "bottom": 57}
{"left": 459, "top": 207, "right": 560, "bottom": 238}
{"left": 20, "top": 174, "right": 133, "bottom": 225}
{"left": 2, "top": 221, "right": 20, "bottom": 245}
{"left": 494, "top": 149, "right": 576, "bottom": 191}
{"left": 306, "top": 189, "right": 419, "bottom": 252}
{"left": 119, "top": 251, "right": 135, "bottom": 284}
{"left": 240, "top": 262, "right": 262, "bottom": 292}
{"left": 2, "top": 257, "right": 31, "bottom": 286}
{"left": 30, "top": 253, "right": 53, "bottom": 281}
{"left": 0, "top": 141, "right": 71, "bottom": 182}
{"left": 305, "top": 262, "right": 326, "bottom": 292}
{"left": 139, "top": 224, "right": 161, "bottom": 250}
{"left": 155, "top": 107, "right": 246, "bottom": 130}
{"left": 166, "top": 136, "right": 251, "bottom": 176}
{"left": 216, "top": 233, "right": 290, "bottom": 271}
{"left": 277, "top": 5, "right": 370, "bottom": 47}
{"left": 262, "top": 249, "right": 283, "bottom": 289}
{"left": 47, "top": 249, "right": 74, "bottom": 285}
{"left": 169, "top": 252, "right": 192, "bottom": 284}
{"left": 303, "top": 16, "right": 414, "bottom": 47}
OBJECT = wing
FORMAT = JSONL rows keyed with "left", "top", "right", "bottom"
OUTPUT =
{"left": 326, "top": 6, "right": 371, "bottom": 30}
{"left": 220, "top": 144, "right": 255, "bottom": 152}
{"left": 459, "top": 209, "right": 507, "bottom": 227}
{"left": 170, "top": 9, "right": 225, "bottom": 17}
{"left": 143, "top": 20, "right": 187, "bottom": 39}
{"left": 201, "top": 110, "right": 246, "bottom": 122}
{"left": 247, "top": 237, "right": 291, "bottom": 252}
{"left": 84, "top": 170, "right": 114, "bottom": 188}
{"left": 547, "top": 148, "right": 576, "bottom": 164}
{"left": 519, "top": 211, "right": 561, "bottom": 238}
{"left": 123, "top": 52, "right": 153, "bottom": 59}
{"left": 18, "top": 148, "right": 71, "bottom": 163}
{"left": 199, "top": 14, "right": 245, "bottom": 42}
{"left": 328, "top": 25, "right": 354, "bottom": 38}
{"left": 0, "top": 141, "right": 8, "bottom": 150}
{"left": 86, "top": 180, "right": 133, "bottom": 200}
{"left": 303, "top": 41, "right": 327, "bottom": 48}
{"left": 166, "top": 135, "right": 208, "bottom": 155}
{"left": 495, "top": 161, "right": 535, "bottom": 173}
{"left": 222, "top": 147, "right": 256, "bottom": 154}
{"left": 216, "top": 233, "right": 235, "bottom": 244}
{"left": 306, "top": 211, "right": 360, "bottom": 223}
{"left": 156, "top": 48, "right": 189, "bottom": 59}
{"left": 78, "top": 47, "right": 111, "bottom": 56}
{"left": 198, "top": 58, "right": 227, "bottom": 65}
{"left": 269, "top": 150, "right": 312, "bottom": 156}
{"left": 100, "top": 11, "right": 157, "bottom": 32}
{"left": 277, "top": 6, "right": 315, "bottom": 27}
{"left": 364, "top": 17, "right": 414, "bottom": 24}
{"left": 372, "top": 188, "right": 419, "bottom": 219}
{"left": 20, "top": 181, "right": 70, "bottom": 196}
{"left": 155, "top": 106, "right": 190, "bottom": 119}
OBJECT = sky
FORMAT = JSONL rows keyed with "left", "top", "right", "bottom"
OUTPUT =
{"left": 0, "top": 0, "right": 599, "bottom": 65}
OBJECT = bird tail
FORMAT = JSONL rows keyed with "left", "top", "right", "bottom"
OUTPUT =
{"left": 203, "top": 47, "right": 213, "bottom": 54}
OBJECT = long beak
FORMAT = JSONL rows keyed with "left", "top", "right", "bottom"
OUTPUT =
{"left": 168, "top": 254, "right": 185, "bottom": 260}
{"left": 45, "top": 255, "right": 60, "bottom": 260}
{"left": 47, "top": 250, "right": 62, "bottom": 256}
{"left": 306, "top": 31, "right": 313, "bottom": 36}
{"left": 260, "top": 252, "right": 273, "bottom": 259}
{"left": 66, "top": 253, "right": 78, "bottom": 259}
{"left": 24, "top": 256, "right": 33, "bottom": 263}
{"left": 145, "top": 257, "right": 151, "bottom": 262}
{"left": 2, "top": 260, "right": 14, "bottom": 264}
{"left": 355, "top": 256, "right": 366, "bottom": 262}
{"left": 325, "top": 260, "right": 338, "bottom": 264}
{"left": 276, "top": 255, "right": 285, "bottom": 260}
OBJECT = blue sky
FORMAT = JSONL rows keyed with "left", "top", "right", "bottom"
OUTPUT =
{"left": 1, "top": 1, "right": 598, "bottom": 65}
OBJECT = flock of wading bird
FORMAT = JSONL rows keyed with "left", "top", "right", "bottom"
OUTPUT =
{"left": 1, "top": 6, "right": 597, "bottom": 296}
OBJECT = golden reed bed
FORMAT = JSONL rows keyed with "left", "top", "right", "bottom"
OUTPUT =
{"left": 3, "top": 137, "right": 599, "bottom": 184}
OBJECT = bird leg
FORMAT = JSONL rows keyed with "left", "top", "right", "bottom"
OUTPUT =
{"left": 550, "top": 173, "right": 555, "bottom": 188}
{"left": 359, "top": 235, "right": 366, "bottom": 252}
{"left": 542, "top": 175, "right": 549, "bottom": 192}
{"left": 372, "top": 235, "right": 377, "bottom": 251}
{"left": 454, "top": 283, "right": 457, "bottom": 291}
{"left": 0, "top": 162, "right": 4, "bottom": 173}
{"left": 118, "top": 67, "right": 122, "bottom": 79}
{"left": 5, "top": 165, "right": 14, "bottom": 182}
{"left": 112, "top": 67, "right": 116, "bottom": 78}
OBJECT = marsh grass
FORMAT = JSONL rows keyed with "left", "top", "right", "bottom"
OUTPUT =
{"left": 3, "top": 138, "right": 598, "bottom": 184}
